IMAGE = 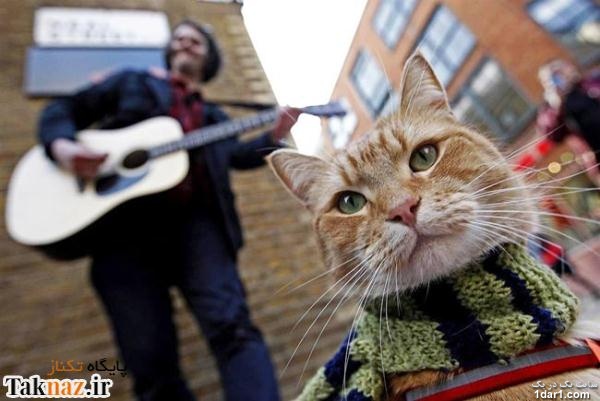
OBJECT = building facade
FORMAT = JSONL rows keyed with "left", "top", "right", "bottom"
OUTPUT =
{"left": 327, "top": 0, "right": 599, "bottom": 290}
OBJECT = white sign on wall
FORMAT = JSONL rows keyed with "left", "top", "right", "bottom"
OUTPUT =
{"left": 34, "top": 7, "right": 170, "bottom": 47}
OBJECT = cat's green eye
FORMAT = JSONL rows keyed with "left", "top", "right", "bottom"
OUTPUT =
{"left": 337, "top": 191, "right": 367, "bottom": 214}
{"left": 409, "top": 145, "right": 438, "bottom": 172}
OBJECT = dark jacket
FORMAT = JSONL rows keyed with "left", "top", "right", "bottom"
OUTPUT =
{"left": 537, "top": 72, "right": 600, "bottom": 152}
{"left": 38, "top": 69, "right": 281, "bottom": 256}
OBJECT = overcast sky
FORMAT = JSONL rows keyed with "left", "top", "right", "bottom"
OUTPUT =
{"left": 241, "top": 0, "right": 367, "bottom": 154}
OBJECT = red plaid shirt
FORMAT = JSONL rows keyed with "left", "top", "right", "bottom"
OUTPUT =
{"left": 168, "top": 76, "right": 213, "bottom": 205}
{"left": 169, "top": 76, "right": 204, "bottom": 132}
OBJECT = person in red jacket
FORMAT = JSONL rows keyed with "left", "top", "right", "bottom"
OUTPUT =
{"left": 537, "top": 59, "right": 600, "bottom": 179}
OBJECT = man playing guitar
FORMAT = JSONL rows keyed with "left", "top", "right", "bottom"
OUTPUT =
{"left": 38, "top": 19, "right": 299, "bottom": 401}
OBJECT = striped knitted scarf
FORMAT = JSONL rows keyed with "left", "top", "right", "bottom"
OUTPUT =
{"left": 298, "top": 244, "right": 579, "bottom": 401}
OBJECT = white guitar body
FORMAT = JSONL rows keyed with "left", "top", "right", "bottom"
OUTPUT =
{"left": 5, "top": 101, "right": 346, "bottom": 258}
{"left": 6, "top": 117, "right": 189, "bottom": 246}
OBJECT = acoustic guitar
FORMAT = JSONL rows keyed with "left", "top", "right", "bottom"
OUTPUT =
{"left": 6, "top": 103, "right": 345, "bottom": 258}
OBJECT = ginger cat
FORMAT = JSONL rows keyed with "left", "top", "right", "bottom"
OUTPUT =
{"left": 268, "top": 53, "right": 599, "bottom": 400}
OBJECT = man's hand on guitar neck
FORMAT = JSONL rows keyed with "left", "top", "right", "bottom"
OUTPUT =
{"left": 271, "top": 106, "right": 302, "bottom": 142}
{"left": 51, "top": 139, "right": 108, "bottom": 180}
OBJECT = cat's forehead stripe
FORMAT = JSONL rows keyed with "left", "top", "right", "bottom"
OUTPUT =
{"left": 377, "top": 128, "right": 395, "bottom": 155}
{"left": 345, "top": 153, "right": 360, "bottom": 170}
{"left": 380, "top": 122, "right": 407, "bottom": 148}
{"left": 359, "top": 144, "right": 377, "bottom": 165}
{"left": 337, "top": 166, "right": 353, "bottom": 186}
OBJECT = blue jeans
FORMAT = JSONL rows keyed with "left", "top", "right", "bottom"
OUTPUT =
{"left": 90, "top": 203, "right": 279, "bottom": 401}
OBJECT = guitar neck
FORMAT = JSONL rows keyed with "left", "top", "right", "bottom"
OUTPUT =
{"left": 148, "top": 108, "right": 280, "bottom": 159}
{"left": 146, "top": 102, "right": 345, "bottom": 159}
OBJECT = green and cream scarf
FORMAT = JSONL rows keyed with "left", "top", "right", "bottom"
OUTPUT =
{"left": 298, "top": 244, "right": 579, "bottom": 401}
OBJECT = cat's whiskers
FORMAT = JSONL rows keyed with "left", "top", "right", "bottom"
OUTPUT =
{"left": 462, "top": 221, "right": 570, "bottom": 269}
{"left": 298, "top": 255, "right": 373, "bottom": 386}
{"left": 457, "top": 122, "right": 569, "bottom": 194}
{"left": 383, "top": 268, "right": 394, "bottom": 341}
{"left": 419, "top": 250, "right": 426, "bottom": 296}
{"left": 472, "top": 186, "right": 598, "bottom": 208}
{"left": 342, "top": 256, "right": 386, "bottom": 394}
{"left": 475, "top": 221, "right": 596, "bottom": 278}
{"left": 394, "top": 260, "right": 401, "bottom": 316}
{"left": 460, "top": 222, "right": 522, "bottom": 260}
{"left": 452, "top": 143, "right": 597, "bottom": 219}
{"left": 454, "top": 215, "right": 527, "bottom": 264}
{"left": 276, "top": 250, "right": 364, "bottom": 296}
{"left": 293, "top": 241, "right": 385, "bottom": 383}
{"left": 501, "top": 124, "right": 566, "bottom": 162}
{"left": 478, "top": 208, "right": 600, "bottom": 227}
{"left": 468, "top": 156, "right": 600, "bottom": 202}
{"left": 470, "top": 215, "right": 535, "bottom": 244}
{"left": 466, "top": 160, "right": 570, "bottom": 201}
{"left": 284, "top": 252, "right": 374, "bottom": 381}
{"left": 464, "top": 223, "right": 514, "bottom": 249}
{"left": 471, "top": 180, "right": 598, "bottom": 209}
{"left": 289, "top": 246, "right": 368, "bottom": 331}
{"left": 479, "top": 186, "right": 599, "bottom": 208}
{"left": 378, "top": 260, "right": 392, "bottom": 400}
{"left": 478, "top": 214, "right": 600, "bottom": 260}
{"left": 467, "top": 225, "right": 503, "bottom": 252}
{"left": 473, "top": 224, "right": 569, "bottom": 272}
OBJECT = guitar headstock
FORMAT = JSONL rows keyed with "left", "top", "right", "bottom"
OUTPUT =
{"left": 302, "top": 101, "right": 347, "bottom": 118}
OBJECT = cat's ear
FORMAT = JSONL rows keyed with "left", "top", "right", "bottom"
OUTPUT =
{"left": 399, "top": 52, "right": 453, "bottom": 119}
{"left": 267, "top": 149, "right": 331, "bottom": 211}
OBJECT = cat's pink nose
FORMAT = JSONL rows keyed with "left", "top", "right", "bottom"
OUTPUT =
{"left": 387, "top": 196, "right": 420, "bottom": 227}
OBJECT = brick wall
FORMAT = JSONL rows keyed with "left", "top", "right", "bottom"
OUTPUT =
{"left": 0, "top": 1, "right": 351, "bottom": 400}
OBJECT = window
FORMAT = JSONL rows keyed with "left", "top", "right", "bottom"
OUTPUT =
{"left": 416, "top": 6, "right": 475, "bottom": 86}
{"left": 453, "top": 59, "right": 535, "bottom": 142}
{"left": 328, "top": 98, "right": 358, "bottom": 148}
{"left": 528, "top": 0, "right": 600, "bottom": 65}
{"left": 351, "top": 50, "right": 391, "bottom": 116}
{"left": 372, "top": 0, "right": 418, "bottom": 49}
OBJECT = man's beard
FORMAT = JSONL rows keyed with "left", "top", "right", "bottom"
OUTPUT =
{"left": 178, "top": 62, "right": 200, "bottom": 77}
{"left": 172, "top": 54, "right": 203, "bottom": 80}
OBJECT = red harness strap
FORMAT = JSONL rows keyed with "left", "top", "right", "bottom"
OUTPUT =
{"left": 405, "top": 341, "right": 600, "bottom": 401}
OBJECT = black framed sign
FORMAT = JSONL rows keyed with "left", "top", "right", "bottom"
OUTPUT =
{"left": 25, "top": 7, "right": 170, "bottom": 97}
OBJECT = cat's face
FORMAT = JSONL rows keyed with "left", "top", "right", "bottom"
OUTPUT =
{"left": 268, "top": 53, "right": 536, "bottom": 296}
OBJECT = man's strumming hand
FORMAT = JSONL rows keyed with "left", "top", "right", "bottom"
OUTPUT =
{"left": 51, "top": 139, "right": 108, "bottom": 180}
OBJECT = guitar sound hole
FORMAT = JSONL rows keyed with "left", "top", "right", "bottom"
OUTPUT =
{"left": 122, "top": 150, "right": 149, "bottom": 170}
